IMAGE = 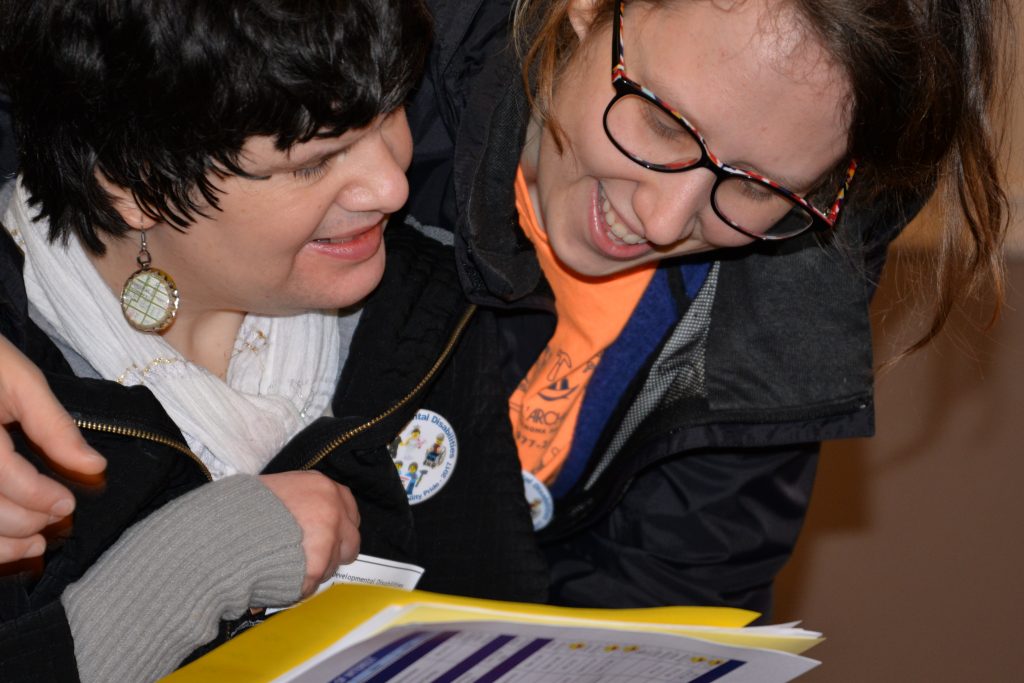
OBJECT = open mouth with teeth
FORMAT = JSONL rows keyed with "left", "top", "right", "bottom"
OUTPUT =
{"left": 313, "top": 236, "right": 358, "bottom": 244}
{"left": 598, "top": 184, "right": 647, "bottom": 245}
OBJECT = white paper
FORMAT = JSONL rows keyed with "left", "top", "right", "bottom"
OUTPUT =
{"left": 275, "top": 618, "right": 819, "bottom": 683}
{"left": 266, "top": 555, "right": 424, "bottom": 615}
{"left": 321, "top": 554, "right": 425, "bottom": 592}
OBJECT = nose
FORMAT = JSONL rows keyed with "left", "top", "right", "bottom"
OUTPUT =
{"left": 631, "top": 168, "right": 717, "bottom": 246}
{"left": 337, "top": 109, "right": 412, "bottom": 215}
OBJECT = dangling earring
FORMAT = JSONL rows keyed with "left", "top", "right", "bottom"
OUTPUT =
{"left": 120, "top": 230, "right": 179, "bottom": 332}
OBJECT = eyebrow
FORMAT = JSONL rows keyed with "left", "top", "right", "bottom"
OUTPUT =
{"left": 284, "top": 138, "right": 351, "bottom": 167}
{"left": 641, "top": 74, "right": 821, "bottom": 193}
{"left": 727, "top": 161, "right": 817, "bottom": 194}
{"left": 240, "top": 137, "right": 351, "bottom": 178}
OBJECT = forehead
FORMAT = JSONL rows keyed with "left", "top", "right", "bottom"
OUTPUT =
{"left": 622, "top": 0, "right": 851, "bottom": 185}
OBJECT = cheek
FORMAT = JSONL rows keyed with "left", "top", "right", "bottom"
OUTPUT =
{"left": 224, "top": 216, "right": 318, "bottom": 277}
{"left": 563, "top": 95, "right": 609, "bottom": 164}
{"left": 547, "top": 43, "right": 615, "bottom": 167}
{"left": 549, "top": 93, "right": 631, "bottom": 192}
{"left": 275, "top": 202, "right": 334, "bottom": 248}
{"left": 393, "top": 126, "right": 414, "bottom": 172}
{"left": 700, "top": 226, "right": 757, "bottom": 251}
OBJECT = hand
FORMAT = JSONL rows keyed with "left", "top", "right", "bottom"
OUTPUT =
{"left": 259, "top": 471, "right": 361, "bottom": 596}
{"left": 0, "top": 335, "right": 107, "bottom": 563}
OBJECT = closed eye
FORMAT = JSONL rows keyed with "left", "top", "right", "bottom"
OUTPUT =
{"left": 737, "top": 179, "right": 778, "bottom": 203}
{"left": 294, "top": 158, "right": 330, "bottom": 181}
{"left": 641, "top": 101, "right": 685, "bottom": 143}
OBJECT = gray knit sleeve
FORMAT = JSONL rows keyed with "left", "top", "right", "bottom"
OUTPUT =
{"left": 62, "top": 474, "right": 305, "bottom": 683}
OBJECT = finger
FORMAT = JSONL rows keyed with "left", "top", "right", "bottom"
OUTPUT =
{"left": 316, "top": 522, "right": 347, "bottom": 586}
{"left": 324, "top": 528, "right": 359, "bottom": 583}
{"left": 307, "top": 542, "right": 341, "bottom": 596}
{"left": 0, "top": 429, "right": 78, "bottom": 519}
{"left": 0, "top": 493, "right": 53, "bottom": 538}
{"left": 337, "top": 523, "right": 360, "bottom": 566}
{"left": 318, "top": 551, "right": 341, "bottom": 587}
{"left": 335, "top": 484, "right": 361, "bottom": 528}
{"left": 299, "top": 538, "right": 327, "bottom": 597}
{"left": 0, "top": 534, "right": 45, "bottom": 564}
{"left": 11, "top": 378, "right": 106, "bottom": 477}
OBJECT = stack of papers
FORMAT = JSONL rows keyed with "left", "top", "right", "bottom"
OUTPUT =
{"left": 163, "top": 585, "right": 822, "bottom": 683}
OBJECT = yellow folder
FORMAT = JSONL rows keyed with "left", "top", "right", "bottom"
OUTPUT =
{"left": 163, "top": 584, "right": 801, "bottom": 682}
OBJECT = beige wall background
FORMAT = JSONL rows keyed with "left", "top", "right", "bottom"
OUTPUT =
{"left": 773, "top": 10, "right": 1024, "bottom": 681}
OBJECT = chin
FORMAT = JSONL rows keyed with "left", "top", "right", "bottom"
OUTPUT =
{"left": 569, "top": 243, "right": 643, "bottom": 278}
{"left": 330, "top": 271, "right": 387, "bottom": 309}
{"left": 312, "top": 252, "right": 387, "bottom": 309}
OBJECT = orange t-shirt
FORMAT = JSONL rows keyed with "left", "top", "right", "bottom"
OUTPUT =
{"left": 510, "top": 169, "right": 656, "bottom": 484}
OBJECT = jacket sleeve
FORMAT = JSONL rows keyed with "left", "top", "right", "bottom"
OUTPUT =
{"left": 0, "top": 476, "right": 304, "bottom": 683}
{"left": 543, "top": 443, "right": 819, "bottom": 620}
{"left": 62, "top": 474, "right": 304, "bottom": 683}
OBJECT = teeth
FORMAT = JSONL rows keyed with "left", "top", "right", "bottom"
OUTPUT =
{"left": 600, "top": 187, "right": 647, "bottom": 245}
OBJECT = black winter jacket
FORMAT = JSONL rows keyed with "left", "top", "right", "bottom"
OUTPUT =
{"left": 402, "top": 0, "right": 922, "bottom": 617}
{"left": 0, "top": 205, "right": 547, "bottom": 679}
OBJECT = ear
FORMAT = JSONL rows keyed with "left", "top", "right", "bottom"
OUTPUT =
{"left": 94, "top": 170, "right": 158, "bottom": 231}
{"left": 566, "top": 0, "right": 601, "bottom": 41}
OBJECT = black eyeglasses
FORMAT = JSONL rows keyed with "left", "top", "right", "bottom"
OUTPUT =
{"left": 602, "top": 0, "right": 857, "bottom": 240}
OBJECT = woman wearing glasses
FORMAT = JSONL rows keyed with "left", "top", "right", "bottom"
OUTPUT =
{"left": 0, "top": 0, "right": 1008, "bottom": 622}
{"left": 398, "top": 0, "right": 1008, "bottom": 615}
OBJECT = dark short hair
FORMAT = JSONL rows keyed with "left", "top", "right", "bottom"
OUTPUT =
{"left": 0, "top": 0, "right": 432, "bottom": 253}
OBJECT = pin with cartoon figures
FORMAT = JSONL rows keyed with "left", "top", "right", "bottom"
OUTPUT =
{"left": 402, "top": 462, "right": 423, "bottom": 496}
{"left": 391, "top": 409, "right": 458, "bottom": 505}
{"left": 402, "top": 426, "right": 425, "bottom": 450}
{"left": 423, "top": 435, "right": 446, "bottom": 468}
{"left": 522, "top": 470, "right": 554, "bottom": 531}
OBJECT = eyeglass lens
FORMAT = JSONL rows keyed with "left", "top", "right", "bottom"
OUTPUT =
{"left": 605, "top": 92, "right": 815, "bottom": 239}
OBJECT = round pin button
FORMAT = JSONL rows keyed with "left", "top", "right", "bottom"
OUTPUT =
{"left": 522, "top": 470, "right": 554, "bottom": 530}
{"left": 390, "top": 410, "right": 458, "bottom": 505}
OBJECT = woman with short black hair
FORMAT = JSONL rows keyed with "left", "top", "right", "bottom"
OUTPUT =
{"left": 0, "top": 1, "right": 431, "bottom": 680}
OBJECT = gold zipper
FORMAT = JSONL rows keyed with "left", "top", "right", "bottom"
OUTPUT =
{"left": 75, "top": 419, "right": 212, "bottom": 481}
{"left": 301, "top": 303, "right": 478, "bottom": 471}
{"left": 73, "top": 303, "right": 476, "bottom": 481}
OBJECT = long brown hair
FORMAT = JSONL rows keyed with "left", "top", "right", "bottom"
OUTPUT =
{"left": 514, "top": 0, "right": 1011, "bottom": 350}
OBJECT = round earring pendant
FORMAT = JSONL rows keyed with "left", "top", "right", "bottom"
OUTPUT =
{"left": 121, "top": 267, "right": 180, "bottom": 332}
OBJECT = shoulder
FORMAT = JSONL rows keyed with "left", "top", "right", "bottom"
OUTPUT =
{"left": 424, "top": 0, "right": 514, "bottom": 75}
{"left": 409, "top": 0, "right": 516, "bottom": 153}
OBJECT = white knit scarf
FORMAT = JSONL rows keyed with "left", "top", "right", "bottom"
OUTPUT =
{"left": 6, "top": 181, "right": 340, "bottom": 478}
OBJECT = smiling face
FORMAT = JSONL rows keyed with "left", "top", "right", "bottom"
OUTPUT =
{"left": 521, "top": 0, "right": 852, "bottom": 277}
{"left": 139, "top": 109, "right": 411, "bottom": 316}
